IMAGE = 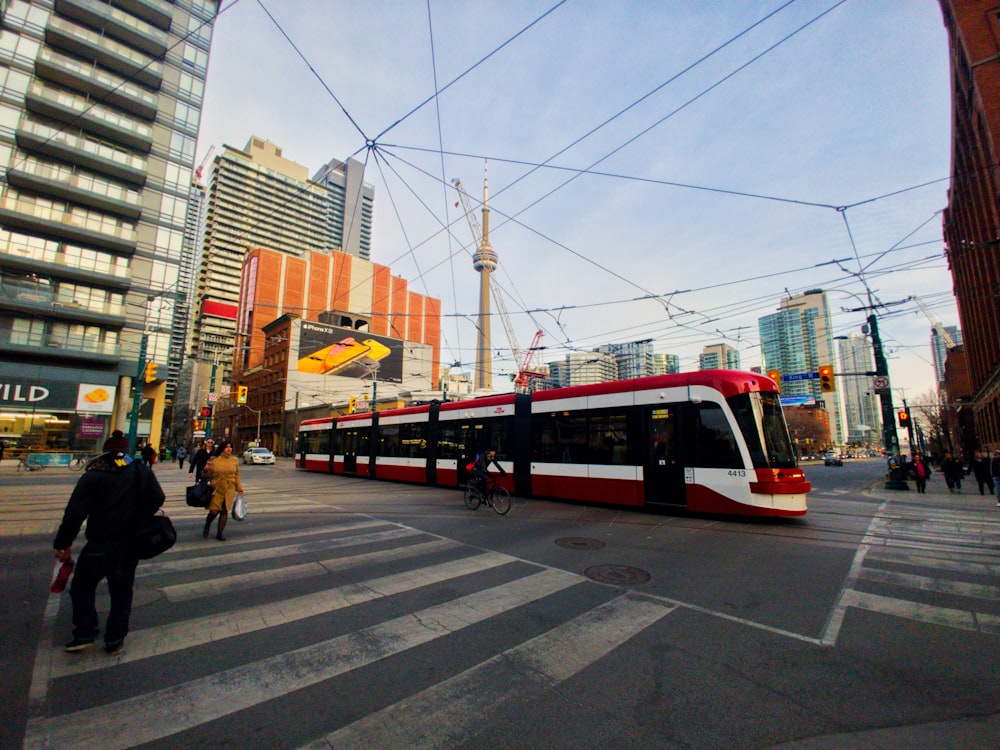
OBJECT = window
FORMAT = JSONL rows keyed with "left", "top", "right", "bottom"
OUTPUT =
{"left": 693, "top": 403, "right": 742, "bottom": 469}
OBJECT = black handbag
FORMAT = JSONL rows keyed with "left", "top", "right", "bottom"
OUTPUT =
{"left": 131, "top": 513, "right": 176, "bottom": 559}
{"left": 186, "top": 477, "right": 211, "bottom": 507}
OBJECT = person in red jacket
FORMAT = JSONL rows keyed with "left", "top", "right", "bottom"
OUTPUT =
{"left": 53, "top": 449, "right": 164, "bottom": 655}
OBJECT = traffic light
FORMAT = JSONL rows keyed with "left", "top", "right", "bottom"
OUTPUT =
{"left": 237, "top": 385, "right": 248, "bottom": 404}
{"left": 898, "top": 410, "right": 910, "bottom": 428}
{"left": 199, "top": 405, "right": 212, "bottom": 418}
{"left": 818, "top": 365, "right": 835, "bottom": 392}
{"left": 767, "top": 369, "right": 781, "bottom": 392}
{"left": 349, "top": 396, "right": 357, "bottom": 414}
{"left": 144, "top": 361, "right": 158, "bottom": 383}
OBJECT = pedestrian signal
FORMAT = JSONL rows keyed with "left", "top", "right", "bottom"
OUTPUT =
{"left": 237, "top": 385, "right": 248, "bottom": 404}
{"left": 767, "top": 369, "right": 781, "bottom": 392}
{"left": 199, "top": 406, "right": 212, "bottom": 418}
{"left": 349, "top": 396, "right": 357, "bottom": 414}
{"left": 144, "top": 361, "right": 158, "bottom": 383}
{"left": 818, "top": 365, "right": 835, "bottom": 392}
{"left": 898, "top": 410, "right": 910, "bottom": 428}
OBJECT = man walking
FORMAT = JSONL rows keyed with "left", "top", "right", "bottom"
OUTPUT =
{"left": 176, "top": 444, "right": 187, "bottom": 470}
{"left": 53, "top": 446, "right": 165, "bottom": 655}
{"left": 188, "top": 439, "right": 214, "bottom": 482}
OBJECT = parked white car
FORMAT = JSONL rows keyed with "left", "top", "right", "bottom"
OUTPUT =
{"left": 242, "top": 447, "right": 275, "bottom": 465}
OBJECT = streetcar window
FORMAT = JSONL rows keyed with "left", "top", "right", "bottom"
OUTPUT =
{"left": 399, "top": 421, "right": 428, "bottom": 458}
{"left": 532, "top": 412, "right": 587, "bottom": 463}
{"left": 728, "top": 392, "right": 796, "bottom": 468}
{"left": 693, "top": 403, "right": 743, "bottom": 469}
{"left": 378, "top": 424, "right": 400, "bottom": 456}
{"left": 589, "top": 412, "right": 629, "bottom": 465}
{"left": 437, "top": 421, "right": 462, "bottom": 459}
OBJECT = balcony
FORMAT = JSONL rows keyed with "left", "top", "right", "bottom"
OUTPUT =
{"left": 55, "top": 0, "right": 169, "bottom": 57}
{"left": 35, "top": 48, "right": 158, "bottom": 121}
{"left": 25, "top": 81, "right": 153, "bottom": 152}
{"left": 111, "top": 0, "right": 173, "bottom": 31}
{"left": 7, "top": 158, "right": 143, "bottom": 219}
{"left": 16, "top": 120, "right": 147, "bottom": 185}
{"left": 0, "top": 328, "right": 121, "bottom": 365}
{"left": 0, "top": 195, "right": 138, "bottom": 254}
{"left": 45, "top": 15, "right": 163, "bottom": 89}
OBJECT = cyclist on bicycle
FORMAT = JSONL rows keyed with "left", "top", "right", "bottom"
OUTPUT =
{"left": 471, "top": 448, "right": 506, "bottom": 497}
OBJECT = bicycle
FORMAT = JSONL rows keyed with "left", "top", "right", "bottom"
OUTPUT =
{"left": 464, "top": 474, "right": 511, "bottom": 515}
{"left": 17, "top": 455, "right": 42, "bottom": 472}
{"left": 69, "top": 453, "right": 97, "bottom": 471}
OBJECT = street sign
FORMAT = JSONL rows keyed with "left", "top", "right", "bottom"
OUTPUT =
{"left": 220, "top": 385, "right": 231, "bottom": 396}
{"left": 783, "top": 372, "right": 818, "bottom": 382}
{"left": 208, "top": 392, "right": 218, "bottom": 403}
{"left": 873, "top": 375, "right": 889, "bottom": 390}
{"left": 193, "top": 430, "right": 205, "bottom": 438}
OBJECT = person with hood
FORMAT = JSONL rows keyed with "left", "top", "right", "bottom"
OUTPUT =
{"left": 202, "top": 440, "right": 243, "bottom": 541}
{"left": 176, "top": 444, "right": 188, "bottom": 470}
{"left": 53, "top": 447, "right": 165, "bottom": 655}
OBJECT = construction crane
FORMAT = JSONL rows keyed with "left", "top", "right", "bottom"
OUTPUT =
{"left": 912, "top": 295, "right": 957, "bottom": 348}
{"left": 195, "top": 145, "right": 215, "bottom": 182}
{"left": 452, "top": 175, "right": 542, "bottom": 392}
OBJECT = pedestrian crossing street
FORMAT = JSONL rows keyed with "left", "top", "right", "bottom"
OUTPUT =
{"left": 833, "top": 500, "right": 1000, "bottom": 639}
{"left": 24, "top": 486, "right": 679, "bottom": 749}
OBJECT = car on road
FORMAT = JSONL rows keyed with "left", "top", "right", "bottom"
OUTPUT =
{"left": 824, "top": 453, "right": 844, "bottom": 466}
{"left": 242, "top": 446, "right": 275, "bottom": 465}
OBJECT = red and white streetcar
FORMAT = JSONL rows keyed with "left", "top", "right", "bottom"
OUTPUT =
{"left": 297, "top": 370, "right": 809, "bottom": 517}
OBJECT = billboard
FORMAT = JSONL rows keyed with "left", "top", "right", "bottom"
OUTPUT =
{"left": 297, "top": 321, "right": 402, "bottom": 383}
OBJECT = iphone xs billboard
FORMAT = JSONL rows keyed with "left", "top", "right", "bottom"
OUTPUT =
{"left": 296, "top": 322, "right": 402, "bottom": 383}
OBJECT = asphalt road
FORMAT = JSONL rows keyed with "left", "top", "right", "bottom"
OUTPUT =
{"left": 3, "top": 457, "right": 998, "bottom": 749}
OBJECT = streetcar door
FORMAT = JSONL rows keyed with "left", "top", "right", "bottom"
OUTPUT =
{"left": 342, "top": 429, "right": 358, "bottom": 474}
{"left": 644, "top": 405, "right": 686, "bottom": 506}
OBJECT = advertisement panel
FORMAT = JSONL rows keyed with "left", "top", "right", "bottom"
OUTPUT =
{"left": 297, "top": 321, "right": 402, "bottom": 383}
{"left": 0, "top": 380, "right": 116, "bottom": 413}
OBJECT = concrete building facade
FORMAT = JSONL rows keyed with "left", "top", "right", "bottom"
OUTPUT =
{"left": 0, "top": 0, "right": 217, "bottom": 454}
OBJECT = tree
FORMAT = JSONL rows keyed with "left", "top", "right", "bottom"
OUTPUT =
{"left": 910, "top": 389, "right": 949, "bottom": 458}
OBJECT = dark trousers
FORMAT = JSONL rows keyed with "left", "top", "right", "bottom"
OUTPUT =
{"left": 977, "top": 477, "right": 994, "bottom": 495}
{"left": 915, "top": 478, "right": 927, "bottom": 493}
{"left": 69, "top": 542, "right": 138, "bottom": 644}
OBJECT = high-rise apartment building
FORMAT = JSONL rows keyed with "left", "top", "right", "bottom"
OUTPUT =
{"left": 837, "top": 333, "right": 882, "bottom": 448}
{"left": 699, "top": 343, "right": 740, "bottom": 370}
{"left": 0, "top": 0, "right": 217, "bottom": 452}
{"left": 188, "top": 138, "right": 376, "bottom": 390}
{"left": 652, "top": 353, "right": 680, "bottom": 375}
{"left": 759, "top": 289, "right": 844, "bottom": 445}
{"left": 546, "top": 351, "right": 617, "bottom": 388}
{"left": 940, "top": 1, "right": 1000, "bottom": 446}
{"left": 931, "top": 325, "right": 962, "bottom": 391}
{"left": 596, "top": 339, "right": 655, "bottom": 380}
{"left": 312, "top": 157, "right": 373, "bottom": 261}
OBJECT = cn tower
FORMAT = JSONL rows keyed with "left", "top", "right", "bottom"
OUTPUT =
{"left": 474, "top": 165, "right": 497, "bottom": 391}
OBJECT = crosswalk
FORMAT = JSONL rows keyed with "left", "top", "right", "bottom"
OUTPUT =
{"left": 24, "top": 486, "right": 678, "bottom": 749}
{"left": 829, "top": 501, "right": 1000, "bottom": 641}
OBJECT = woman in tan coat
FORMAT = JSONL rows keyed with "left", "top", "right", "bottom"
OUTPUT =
{"left": 202, "top": 440, "right": 243, "bottom": 541}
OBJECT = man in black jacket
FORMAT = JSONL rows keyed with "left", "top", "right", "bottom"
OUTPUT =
{"left": 187, "top": 438, "right": 214, "bottom": 482}
{"left": 53, "top": 449, "right": 164, "bottom": 655}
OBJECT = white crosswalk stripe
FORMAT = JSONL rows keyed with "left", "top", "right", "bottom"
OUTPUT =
{"left": 834, "top": 501, "right": 1000, "bottom": 638}
{"left": 25, "top": 503, "right": 675, "bottom": 749}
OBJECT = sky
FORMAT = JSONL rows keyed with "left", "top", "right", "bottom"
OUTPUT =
{"left": 195, "top": 0, "right": 956, "bottom": 404}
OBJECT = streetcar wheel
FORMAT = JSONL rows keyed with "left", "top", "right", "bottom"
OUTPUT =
{"left": 491, "top": 487, "right": 511, "bottom": 515}
{"left": 464, "top": 484, "right": 481, "bottom": 510}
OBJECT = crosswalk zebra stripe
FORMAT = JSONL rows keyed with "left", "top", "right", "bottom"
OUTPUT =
{"left": 24, "top": 568, "right": 582, "bottom": 750}
{"left": 48, "top": 550, "right": 521, "bottom": 678}
{"left": 857, "top": 568, "right": 1000, "bottom": 600}
{"left": 842, "top": 589, "right": 1000, "bottom": 634}
{"left": 141, "top": 519, "right": 399, "bottom": 574}
{"left": 300, "top": 594, "right": 676, "bottom": 749}
{"left": 865, "top": 549, "right": 998, "bottom": 574}
{"left": 162, "top": 537, "right": 459, "bottom": 601}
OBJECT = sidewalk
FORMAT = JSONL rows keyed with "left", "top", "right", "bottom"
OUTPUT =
{"left": 867, "top": 474, "right": 1000, "bottom": 509}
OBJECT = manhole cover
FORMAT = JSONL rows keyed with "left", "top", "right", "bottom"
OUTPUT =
{"left": 584, "top": 564, "right": 651, "bottom": 585}
{"left": 555, "top": 537, "right": 606, "bottom": 550}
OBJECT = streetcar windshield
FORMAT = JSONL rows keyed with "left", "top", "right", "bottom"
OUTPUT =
{"left": 728, "top": 391, "right": 797, "bottom": 469}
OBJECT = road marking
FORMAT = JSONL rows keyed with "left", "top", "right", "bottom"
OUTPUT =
{"left": 23, "top": 569, "right": 581, "bottom": 750}
{"left": 299, "top": 594, "right": 676, "bottom": 749}
{"left": 858, "top": 568, "right": 1000, "bottom": 600}
{"left": 842, "top": 589, "right": 1000, "bottom": 634}
{"left": 163, "top": 537, "right": 459, "bottom": 601}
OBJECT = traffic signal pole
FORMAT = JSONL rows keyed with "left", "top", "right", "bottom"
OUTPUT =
{"left": 869, "top": 313, "right": 908, "bottom": 490}
{"left": 126, "top": 333, "right": 148, "bottom": 455}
